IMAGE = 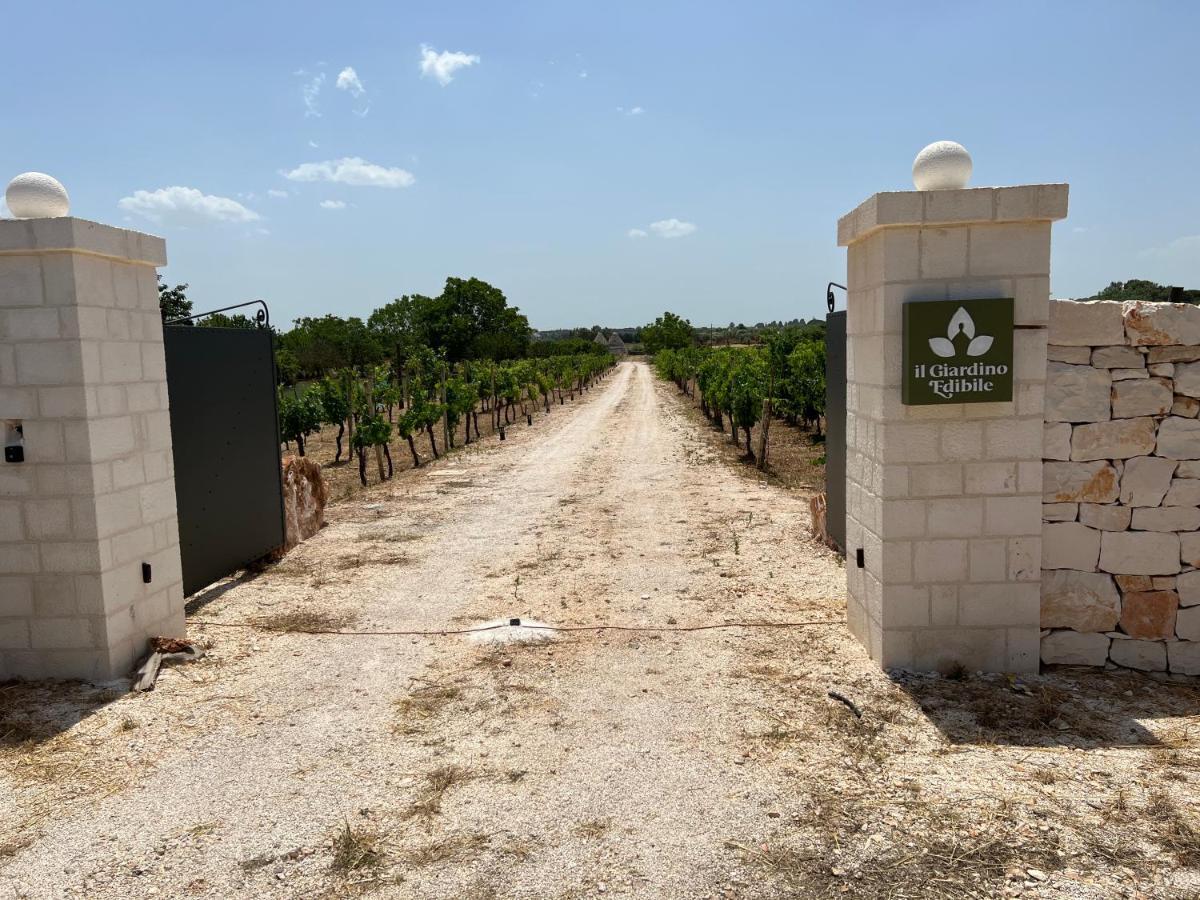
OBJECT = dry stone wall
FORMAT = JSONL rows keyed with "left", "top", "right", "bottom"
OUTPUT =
{"left": 1041, "top": 299, "right": 1200, "bottom": 676}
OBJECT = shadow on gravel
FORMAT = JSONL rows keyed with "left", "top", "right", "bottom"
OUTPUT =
{"left": 0, "top": 678, "right": 125, "bottom": 749}
{"left": 894, "top": 667, "right": 1198, "bottom": 749}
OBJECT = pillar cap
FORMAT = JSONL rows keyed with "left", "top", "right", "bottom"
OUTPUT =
{"left": 837, "top": 184, "right": 1069, "bottom": 247}
{"left": 6, "top": 172, "right": 70, "bottom": 218}
{"left": 0, "top": 216, "right": 166, "bottom": 266}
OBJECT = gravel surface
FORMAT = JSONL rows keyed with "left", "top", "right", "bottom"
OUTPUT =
{"left": 2, "top": 361, "right": 1198, "bottom": 899}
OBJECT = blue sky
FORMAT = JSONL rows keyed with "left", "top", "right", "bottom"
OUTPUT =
{"left": 2, "top": 1, "right": 1197, "bottom": 330}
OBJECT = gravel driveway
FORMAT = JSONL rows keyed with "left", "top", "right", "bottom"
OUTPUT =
{"left": 3, "top": 361, "right": 1197, "bottom": 899}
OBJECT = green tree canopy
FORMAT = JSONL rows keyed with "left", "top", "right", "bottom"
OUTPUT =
{"left": 363, "top": 277, "right": 531, "bottom": 364}
{"left": 641, "top": 311, "right": 695, "bottom": 354}
{"left": 158, "top": 279, "right": 192, "bottom": 323}
{"left": 1084, "top": 279, "right": 1200, "bottom": 304}
{"left": 279, "top": 315, "right": 383, "bottom": 378}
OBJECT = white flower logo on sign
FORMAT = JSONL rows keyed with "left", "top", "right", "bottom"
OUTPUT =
{"left": 928, "top": 307, "right": 994, "bottom": 359}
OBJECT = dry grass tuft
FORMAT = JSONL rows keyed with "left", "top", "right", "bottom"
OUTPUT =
{"left": 573, "top": 819, "right": 610, "bottom": 838}
{"left": 356, "top": 527, "right": 420, "bottom": 544}
{"left": 402, "top": 765, "right": 473, "bottom": 822}
{"left": 253, "top": 610, "right": 356, "bottom": 633}
{"left": 394, "top": 684, "right": 462, "bottom": 734}
{"left": 0, "top": 836, "right": 32, "bottom": 859}
{"left": 909, "top": 679, "right": 1111, "bottom": 744}
{"left": 1145, "top": 790, "right": 1200, "bottom": 865}
{"left": 330, "top": 821, "right": 386, "bottom": 872}
{"left": 403, "top": 832, "right": 489, "bottom": 867}
{"left": 732, "top": 796, "right": 1066, "bottom": 898}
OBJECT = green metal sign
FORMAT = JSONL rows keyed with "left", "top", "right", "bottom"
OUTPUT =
{"left": 902, "top": 298, "right": 1014, "bottom": 405}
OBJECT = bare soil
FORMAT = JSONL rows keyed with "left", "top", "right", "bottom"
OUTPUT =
{"left": 1, "top": 361, "right": 1198, "bottom": 899}
{"left": 662, "top": 381, "right": 827, "bottom": 494}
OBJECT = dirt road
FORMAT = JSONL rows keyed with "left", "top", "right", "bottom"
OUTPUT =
{"left": 3, "top": 361, "right": 1198, "bottom": 899}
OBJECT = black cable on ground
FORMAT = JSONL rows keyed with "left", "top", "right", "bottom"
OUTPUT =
{"left": 189, "top": 618, "right": 843, "bottom": 637}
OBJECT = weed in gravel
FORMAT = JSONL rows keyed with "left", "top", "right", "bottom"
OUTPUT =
{"left": 402, "top": 765, "right": 473, "bottom": 822}
{"left": 1145, "top": 790, "right": 1200, "bottom": 865}
{"left": 404, "top": 832, "right": 489, "bottom": 867}
{"left": 359, "top": 548, "right": 414, "bottom": 567}
{"left": 734, "top": 795, "right": 1066, "bottom": 899}
{"left": 394, "top": 684, "right": 462, "bottom": 734}
{"left": 254, "top": 611, "right": 356, "bottom": 633}
{"left": 356, "top": 528, "right": 420, "bottom": 544}
{"left": 330, "top": 821, "right": 386, "bottom": 872}
{"left": 573, "top": 819, "right": 610, "bottom": 838}
{"left": 1080, "top": 827, "right": 1148, "bottom": 867}
{"left": 909, "top": 679, "right": 1112, "bottom": 744}
{"left": 0, "top": 836, "right": 32, "bottom": 859}
{"left": 1101, "top": 790, "right": 1130, "bottom": 821}
{"left": 819, "top": 701, "right": 886, "bottom": 769}
{"left": 943, "top": 661, "right": 969, "bottom": 681}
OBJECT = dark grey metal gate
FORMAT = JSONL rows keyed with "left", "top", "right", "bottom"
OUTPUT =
{"left": 164, "top": 325, "right": 285, "bottom": 596}
{"left": 824, "top": 311, "right": 846, "bottom": 552}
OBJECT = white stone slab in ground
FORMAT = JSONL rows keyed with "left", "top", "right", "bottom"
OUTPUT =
{"left": 466, "top": 617, "right": 558, "bottom": 644}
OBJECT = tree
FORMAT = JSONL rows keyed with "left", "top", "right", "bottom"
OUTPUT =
{"left": 413, "top": 277, "right": 532, "bottom": 362}
{"left": 279, "top": 315, "right": 383, "bottom": 379}
{"left": 158, "top": 278, "right": 192, "bottom": 323}
{"left": 642, "top": 312, "right": 695, "bottom": 354}
{"left": 1083, "top": 279, "right": 1200, "bottom": 305}
{"left": 198, "top": 312, "right": 257, "bottom": 329}
{"left": 368, "top": 295, "right": 425, "bottom": 380}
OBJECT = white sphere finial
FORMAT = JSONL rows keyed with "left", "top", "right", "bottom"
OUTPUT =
{"left": 912, "top": 141, "right": 972, "bottom": 191}
{"left": 5, "top": 172, "right": 70, "bottom": 218}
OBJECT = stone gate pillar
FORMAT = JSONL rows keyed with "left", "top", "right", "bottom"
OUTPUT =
{"left": 837, "top": 150, "right": 1068, "bottom": 673}
{"left": 1, "top": 173, "right": 184, "bottom": 681}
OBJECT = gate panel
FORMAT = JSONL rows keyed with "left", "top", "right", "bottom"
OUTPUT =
{"left": 824, "top": 311, "right": 846, "bottom": 552}
{"left": 164, "top": 327, "right": 285, "bottom": 596}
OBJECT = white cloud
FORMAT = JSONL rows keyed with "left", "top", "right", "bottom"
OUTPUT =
{"left": 627, "top": 228, "right": 648, "bottom": 239}
{"left": 419, "top": 44, "right": 480, "bottom": 85}
{"left": 579, "top": 70, "right": 588, "bottom": 79}
{"left": 282, "top": 157, "right": 415, "bottom": 189}
{"left": 1140, "top": 234, "right": 1200, "bottom": 259}
{"left": 117, "top": 186, "right": 261, "bottom": 225}
{"left": 302, "top": 72, "right": 325, "bottom": 117}
{"left": 336, "top": 66, "right": 370, "bottom": 116}
{"left": 336, "top": 66, "right": 365, "bottom": 97}
{"left": 616, "top": 106, "right": 645, "bottom": 116}
{"left": 0, "top": 199, "right": 10, "bottom": 219}
{"left": 308, "top": 140, "right": 319, "bottom": 149}
{"left": 649, "top": 218, "right": 697, "bottom": 239}
{"left": 267, "top": 189, "right": 289, "bottom": 199}
{"left": 320, "top": 199, "right": 347, "bottom": 210}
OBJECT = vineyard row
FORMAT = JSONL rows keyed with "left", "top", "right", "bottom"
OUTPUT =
{"left": 278, "top": 349, "right": 616, "bottom": 486}
{"left": 652, "top": 336, "right": 826, "bottom": 470}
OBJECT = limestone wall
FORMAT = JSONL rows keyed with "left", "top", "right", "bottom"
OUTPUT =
{"left": 1040, "top": 299, "right": 1200, "bottom": 676}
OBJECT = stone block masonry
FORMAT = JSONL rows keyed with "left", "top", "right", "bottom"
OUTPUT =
{"left": 838, "top": 184, "right": 1067, "bottom": 674}
{"left": 0, "top": 217, "right": 184, "bottom": 680}
{"left": 1041, "top": 299, "right": 1200, "bottom": 676}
